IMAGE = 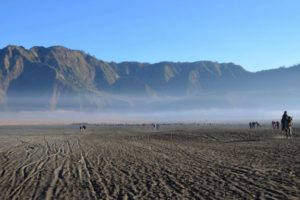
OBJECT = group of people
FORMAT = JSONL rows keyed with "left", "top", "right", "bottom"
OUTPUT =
{"left": 281, "top": 111, "right": 293, "bottom": 138}
{"left": 79, "top": 125, "right": 87, "bottom": 133}
{"left": 272, "top": 121, "right": 280, "bottom": 129}
{"left": 248, "top": 111, "right": 294, "bottom": 139}
{"left": 142, "top": 123, "right": 160, "bottom": 130}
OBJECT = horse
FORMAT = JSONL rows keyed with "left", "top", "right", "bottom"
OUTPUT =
{"left": 249, "top": 121, "right": 261, "bottom": 129}
{"left": 255, "top": 122, "right": 261, "bottom": 128}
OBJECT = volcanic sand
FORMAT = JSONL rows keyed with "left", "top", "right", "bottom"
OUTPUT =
{"left": 0, "top": 124, "right": 299, "bottom": 200}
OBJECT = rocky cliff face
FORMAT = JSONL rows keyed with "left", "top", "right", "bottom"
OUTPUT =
{"left": 0, "top": 45, "right": 119, "bottom": 110}
{"left": 0, "top": 45, "right": 299, "bottom": 111}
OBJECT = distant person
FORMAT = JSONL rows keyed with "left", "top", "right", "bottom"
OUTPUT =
{"left": 152, "top": 123, "right": 159, "bottom": 130}
{"left": 272, "top": 121, "right": 275, "bottom": 129}
{"left": 281, "top": 111, "right": 288, "bottom": 137}
{"left": 276, "top": 121, "right": 280, "bottom": 129}
{"left": 287, "top": 116, "right": 293, "bottom": 138}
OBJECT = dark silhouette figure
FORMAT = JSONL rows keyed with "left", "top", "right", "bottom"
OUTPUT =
{"left": 286, "top": 116, "right": 293, "bottom": 138}
{"left": 152, "top": 123, "right": 160, "bottom": 130}
{"left": 281, "top": 111, "right": 288, "bottom": 137}
{"left": 80, "top": 125, "right": 87, "bottom": 133}
{"left": 249, "top": 121, "right": 261, "bottom": 129}
{"left": 276, "top": 121, "right": 280, "bottom": 129}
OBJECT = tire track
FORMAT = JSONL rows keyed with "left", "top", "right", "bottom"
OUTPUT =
{"left": 1, "top": 126, "right": 300, "bottom": 199}
{"left": 45, "top": 158, "right": 67, "bottom": 200}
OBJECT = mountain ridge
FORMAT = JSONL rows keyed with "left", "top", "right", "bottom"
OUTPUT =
{"left": 0, "top": 45, "right": 299, "bottom": 111}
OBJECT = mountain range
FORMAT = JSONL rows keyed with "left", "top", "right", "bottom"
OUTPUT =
{"left": 0, "top": 45, "right": 299, "bottom": 111}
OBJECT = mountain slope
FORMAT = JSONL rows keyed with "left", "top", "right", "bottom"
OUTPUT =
{"left": 0, "top": 45, "right": 299, "bottom": 111}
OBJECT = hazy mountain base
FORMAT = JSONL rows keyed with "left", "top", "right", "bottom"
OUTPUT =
{"left": 3, "top": 89, "right": 300, "bottom": 112}
{"left": 1, "top": 109, "right": 300, "bottom": 125}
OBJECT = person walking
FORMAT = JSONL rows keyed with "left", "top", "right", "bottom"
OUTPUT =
{"left": 281, "top": 111, "right": 288, "bottom": 137}
{"left": 287, "top": 116, "right": 293, "bottom": 138}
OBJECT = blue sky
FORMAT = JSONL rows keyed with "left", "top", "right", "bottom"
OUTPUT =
{"left": 1, "top": 0, "right": 300, "bottom": 71}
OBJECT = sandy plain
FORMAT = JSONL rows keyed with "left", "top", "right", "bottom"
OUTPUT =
{"left": 0, "top": 124, "right": 299, "bottom": 200}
